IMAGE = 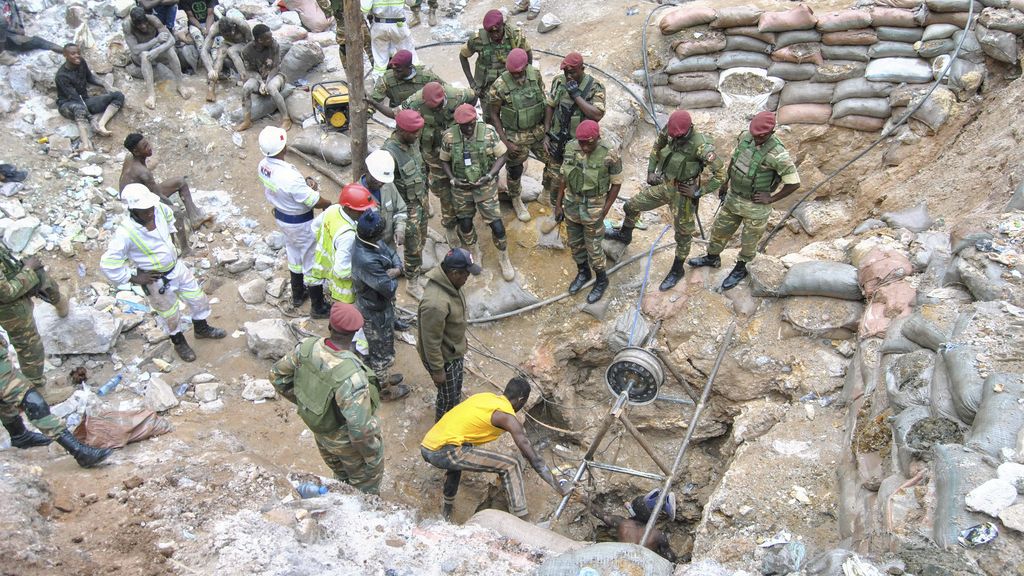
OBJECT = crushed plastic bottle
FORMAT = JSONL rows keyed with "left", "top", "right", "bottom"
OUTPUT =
{"left": 97, "top": 374, "right": 122, "bottom": 396}
{"left": 297, "top": 483, "right": 328, "bottom": 498}
{"left": 959, "top": 522, "right": 998, "bottom": 547}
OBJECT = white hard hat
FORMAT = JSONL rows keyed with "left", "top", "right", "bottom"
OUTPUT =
{"left": 366, "top": 149, "right": 395, "bottom": 184}
{"left": 259, "top": 126, "right": 288, "bottom": 156}
{"left": 122, "top": 183, "right": 159, "bottom": 210}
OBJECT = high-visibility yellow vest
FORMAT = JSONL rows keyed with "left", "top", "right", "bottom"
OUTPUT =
{"left": 311, "top": 206, "right": 356, "bottom": 303}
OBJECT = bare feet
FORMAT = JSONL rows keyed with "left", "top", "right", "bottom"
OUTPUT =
{"left": 91, "top": 117, "right": 111, "bottom": 137}
{"left": 191, "top": 211, "right": 215, "bottom": 228}
{"left": 234, "top": 116, "right": 252, "bottom": 132}
{"left": 205, "top": 85, "right": 216, "bottom": 102}
{"left": 280, "top": 117, "right": 293, "bottom": 131}
{"left": 178, "top": 86, "right": 194, "bottom": 100}
{"left": 145, "top": 95, "right": 156, "bottom": 109}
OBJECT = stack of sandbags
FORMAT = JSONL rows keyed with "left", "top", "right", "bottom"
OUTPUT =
{"left": 658, "top": 5, "right": 725, "bottom": 108}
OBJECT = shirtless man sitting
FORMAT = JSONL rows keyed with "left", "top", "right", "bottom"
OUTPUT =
{"left": 201, "top": 8, "right": 252, "bottom": 102}
{"left": 119, "top": 132, "right": 213, "bottom": 254}
{"left": 124, "top": 6, "right": 193, "bottom": 109}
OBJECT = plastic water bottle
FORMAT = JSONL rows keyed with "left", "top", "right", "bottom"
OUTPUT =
{"left": 297, "top": 483, "right": 328, "bottom": 499}
{"left": 97, "top": 374, "right": 122, "bottom": 396}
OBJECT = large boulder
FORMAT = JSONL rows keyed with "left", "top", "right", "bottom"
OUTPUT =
{"left": 33, "top": 300, "right": 122, "bottom": 355}
{"left": 244, "top": 319, "right": 298, "bottom": 360}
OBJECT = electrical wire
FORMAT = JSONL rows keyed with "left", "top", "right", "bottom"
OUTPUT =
{"left": 627, "top": 224, "right": 672, "bottom": 346}
{"left": 641, "top": 2, "right": 679, "bottom": 131}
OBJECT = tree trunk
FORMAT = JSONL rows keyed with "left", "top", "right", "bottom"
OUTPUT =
{"left": 343, "top": 0, "right": 367, "bottom": 181}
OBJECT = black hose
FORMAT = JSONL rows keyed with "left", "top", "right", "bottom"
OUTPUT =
{"left": 641, "top": 2, "right": 679, "bottom": 130}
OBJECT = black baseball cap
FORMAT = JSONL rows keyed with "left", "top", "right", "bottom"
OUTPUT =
{"left": 442, "top": 248, "right": 482, "bottom": 275}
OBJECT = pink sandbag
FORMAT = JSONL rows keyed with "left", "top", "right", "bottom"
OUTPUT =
{"left": 830, "top": 114, "right": 887, "bottom": 131}
{"left": 73, "top": 410, "right": 173, "bottom": 449}
{"left": 859, "top": 281, "right": 916, "bottom": 338}
{"left": 724, "top": 26, "right": 777, "bottom": 43}
{"left": 858, "top": 247, "right": 914, "bottom": 297}
{"left": 759, "top": 5, "right": 818, "bottom": 32}
{"left": 660, "top": 6, "right": 718, "bottom": 35}
{"left": 276, "top": 24, "right": 310, "bottom": 42}
{"left": 821, "top": 29, "right": 879, "bottom": 45}
{"left": 816, "top": 10, "right": 874, "bottom": 31}
{"left": 771, "top": 43, "right": 825, "bottom": 65}
{"left": 711, "top": 6, "right": 764, "bottom": 28}
{"left": 777, "top": 103, "right": 832, "bottom": 124}
{"left": 284, "top": 0, "right": 333, "bottom": 33}
{"left": 869, "top": 7, "right": 919, "bottom": 26}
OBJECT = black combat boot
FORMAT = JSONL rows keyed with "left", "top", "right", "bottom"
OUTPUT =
{"left": 605, "top": 224, "right": 633, "bottom": 245}
{"left": 170, "top": 332, "right": 196, "bottom": 362}
{"left": 2, "top": 417, "right": 51, "bottom": 448}
{"left": 721, "top": 261, "right": 748, "bottom": 291}
{"left": 567, "top": 263, "right": 591, "bottom": 294}
{"left": 659, "top": 258, "right": 685, "bottom": 292}
{"left": 687, "top": 253, "right": 721, "bottom": 268}
{"left": 290, "top": 272, "right": 308, "bottom": 307}
{"left": 308, "top": 284, "right": 331, "bottom": 319}
{"left": 56, "top": 430, "right": 112, "bottom": 468}
{"left": 193, "top": 319, "right": 226, "bottom": 339}
{"left": 587, "top": 270, "right": 609, "bottom": 303}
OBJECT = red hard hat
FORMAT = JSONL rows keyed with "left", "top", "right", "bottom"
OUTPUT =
{"left": 339, "top": 183, "right": 377, "bottom": 211}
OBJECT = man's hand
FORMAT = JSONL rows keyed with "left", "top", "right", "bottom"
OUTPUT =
{"left": 565, "top": 79, "right": 581, "bottom": 99}
{"left": 386, "top": 267, "right": 401, "bottom": 279}
{"left": 676, "top": 181, "right": 697, "bottom": 198}
{"left": 395, "top": 225, "right": 406, "bottom": 247}
{"left": 504, "top": 140, "right": 519, "bottom": 155}
{"left": 157, "top": 30, "right": 171, "bottom": 44}
{"left": 647, "top": 172, "right": 663, "bottom": 186}
{"left": 430, "top": 371, "right": 446, "bottom": 386}
{"left": 453, "top": 178, "right": 473, "bottom": 189}
{"left": 22, "top": 256, "right": 44, "bottom": 271}
{"left": 473, "top": 174, "right": 493, "bottom": 188}
{"left": 542, "top": 136, "right": 553, "bottom": 156}
{"left": 753, "top": 191, "right": 773, "bottom": 204}
{"left": 305, "top": 176, "right": 319, "bottom": 190}
{"left": 130, "top": 271, "right": 157, "bottom": 286}
{"left": 553, "top": 204, "right": 564, "bottom": 223}
{"left": 258, "top": 82, "right": 268, "bottom": 96}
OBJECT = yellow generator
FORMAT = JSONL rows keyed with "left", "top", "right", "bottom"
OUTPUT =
{"left": 311, "top": 81, "right": 351, "bottom": 130}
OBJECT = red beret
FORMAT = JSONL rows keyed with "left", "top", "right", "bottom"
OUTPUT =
{"left": 750, "top": 111, "right": 776, "bottom": 137}
{"left": 506, "top": 48, "right": 528, "bottom": 73}
{"left": 575, "top": 119, "right": 600, "bottom": 142}
{"left": 483, "top": 9, "right": 503, "bottom": 30}
{"left": 329, "top": 302, "right": 363, "bottom": 333}
{"left": 395, "top": 109, "right": 424, "bottom": 132}
{"left": 389, "top": 49, "right": 413, "bottom": 69}
{"left": 560, "top": 51, "right": 584, "bottom": 70}
{"left": 422, "top": 82, "right": 445, "bottom": 108}
{"left": 454, "top": 103, "right": 477, "bottom": 124}
{"left": 667, "top": 110, "right": 692, "bottom": 138}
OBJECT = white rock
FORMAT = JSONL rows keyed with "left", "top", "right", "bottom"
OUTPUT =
{"left": 112, "top": 0, "right": 135, "bottom": 17}
{"left": 145, "top": 376, "right": 179, "bottom": 412}
{"left": 3, "top": 216, "right": 41, "bottom": 252}
{"left": 965, "top": 479, "right": 1018, "bottom": 517}
{"left": 33, "top": 300, "right": 122, "bottom": 354}
{"left": 192, "top": 373, "right": 216, "bottom": 384}
{"left": 194, "top": 382, "right": 222, "bottom": 403}
{"left": 998, "top": 462, "right": 1024, "bottom": 492}
{"left": 199, "top": 399, "right": 225, "bottom": 413}
{"left": 1000, "top": 503, "right": 1024, "bottom": 533}
{"left": 266, "top": 277, "right": 288, "bottom": 299}
{"left": 242, "top": 379, "right": 277, "bottom": 401}
{"left": 213, "top": 249, "right": 240, "bottom": 265}
{"left": 266, "top": 231, "right": 286, "bottom": 250}
{"left": 225, "top": 255, "right": 256, "bottom": 273}
{"left": 78, "top": 165, "right": 103, "bottom": 177}
{"left": 537, "top": 13, "right": 561, "bottom": 33}
{"left": 238, "top": 278, "right": 268, "bottom": 304}
{"left": 244, "top": 318, "right": 297, "bottom": 360}
{"left": 0, "top": 199, "right": 26, "bottom": 219}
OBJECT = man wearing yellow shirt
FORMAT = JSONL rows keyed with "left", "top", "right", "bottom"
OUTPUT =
{"left": 420, "top": 377, "right": 569, "bottom": 521}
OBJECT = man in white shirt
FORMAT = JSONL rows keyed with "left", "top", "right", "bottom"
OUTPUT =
{"left": 100, "top": 184, "right": 226, "bottom": 362}
{"left": 257, "top": 126, "right": 334, "bottom": 317}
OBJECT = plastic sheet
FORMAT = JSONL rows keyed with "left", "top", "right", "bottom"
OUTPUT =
{"left": 535, "top": 543, "right": 674, "bottom": 576}
{"left": 73, "top": 409, "right": 173, "bottom": 449}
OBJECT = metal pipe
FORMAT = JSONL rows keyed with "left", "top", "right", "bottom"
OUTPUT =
{"left": 619, "top": 415, "right": 672, "bottom": 475}
{"left": 587, "top": 461, "right": 666, "bottom": 482}
{"left": 654, "top": 394, "right": 694, "bottom": 405}
{"left": 640, "top": 323, "right": 736, "bottom": 546}
{"left": 654, "top": 348, "right": 699, "bottom": 404}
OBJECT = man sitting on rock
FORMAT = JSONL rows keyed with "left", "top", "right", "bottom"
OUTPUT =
{"left": 54, "top": 43, "right": 124, "bottom": 152}
{"left": 124, "top": 6, "right": 193, "bottom": 110}
{"left": 119, "top": 132, "right": 213, "bottom": 255}
{"left": 235, "top": 24, "right": 290, "bottom": 132}
{"left": 201, "top": 8, "right": 252, "bottom": 102}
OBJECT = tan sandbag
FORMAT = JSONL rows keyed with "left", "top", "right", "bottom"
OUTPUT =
{"left": 822, "top": 29, "right": 879, "bottom": 45}
{"left": 771, "top": 43, "right": 825, "bottom": 65}
{"left": 923, "top": 11, "right": 974, "bottom": 26}
{"left": 830, "top": 114, "right": 887, "bottom": 131}
{"left": 672, "top": 30, "right": 727, "bottom": 58}
{"left": 651, "top": 85, "right": 685, "bottom": 106}
{"left": 724, "top": 26, "right": 777, "bottom": 43}
{"left": 758, "top": 5, "right": 818, "bottom": 32}
{"left": 660, "top": 5, "right": 718, "bottom": 35}
{"left": 816, "top": 9, "right": 874, "bottom": 31}
{"left": 926, "top": 0, "right": 982, "bottom": 12}
{"left": 677, "top": 90, "right": 724, "bottom": 109}
{"left": 768, "top": 61, "right": 818, "bottom": 80}
{"left": 813, "top": 60, "right": 867, "bottom": 82}
{"left": 874, "top": 0, "right": 925, "bottom": 7}
{"left": 777, "top": 103, "right": 833, "bottom": 124}
{"left": 710, "top": 6, "right": 764, "bottom": 28}
{"left": 859, "top": 247, "right": 914, "bottom": 297}
{"left": 73, "top": 410, "right": 173, "bottom": 449}
{"left": 832, "top": 96, "right": 891, "bottom": 119}
{"left": 668, "top": 71, "right": 721, "bottom": 92}
{"left": 869, "top": 7, "right": 919, "bottom": 26}
{"left": 283, "top": 0, "right": 332, "bottom": 33}
{"left": 275, "top": 24, "right": 309, "bottom": 42}
{"left": 978, "top": 7, "right": 1024, "bottom": 32}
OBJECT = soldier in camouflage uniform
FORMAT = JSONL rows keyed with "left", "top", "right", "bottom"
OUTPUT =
{"left": 487, "top": 47, "right": 546, "bottom": 223}
{"left": 314, "top": 0, "right": 370, "bottom": 60}
{"left": 407, "top": 0, "right": 438, "bottom": 27}
{"left": 554, "top": 120, "right": 622, "bottom": 304}
{"left": 606, "top": 110, "right": 726, "bottom": 291}
{"left": 542, "top": 51, "right": 606, "bottom": 207}
{"left": 271, "top": 302, "right": 384, "bottom": 494}
{"left": 459, "top": 10, "right": 531, "bottom": 121}
{"left": 0, "top": 245, "right": 67, "bottom": 388}
{"left": 382, "top": 109, "right": 429, "bottom": 300}
{"left": 689, "top": 112, "right": 801, "bottom": 291}
{"left": 367, "top": 49, "right": 441, "bottom": 119}
{"left": 440, "top": 104, "right": 515, "bottom": 282}
{"left": 396, "top": 81, "right": 477, "bottom": 245}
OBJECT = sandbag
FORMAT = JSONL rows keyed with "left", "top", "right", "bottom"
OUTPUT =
{"left": 943, "top": 344, "right": 984, "bottom": 425}
{"left": 632, "top": 69, "right": 669, "bottom": 86}
{"left": 772, "top": 43, "right": 825, "bottom": 65}
{"left": 654, "top": 88, "right": 724, "bottom": 109}
{"left": 927, "top": 0, "right": 983, "bottom": 11}
{"left": 976, "top": 22, "right": 1019, "bottom": 63}
{"left": 901, "top": 313, "right": 948, "bottom": 350}
{"left": 953, "top": 29, "right": 986, "bottom": 63}
{"left": 777, "top": 261, "right": 862, "bottom": 299}
{"left": 821, "top": 44, "right": 870, "bottom": 61}
{"left": 73, "top": 409, "right": 173, "bottom": 449}
{"left": 782, "top": 296, "right": 862, "bottom": 338}
{"left": 278, "top": 40, "right": 324, "bottom": 82}
{"left": 932, "top": 444, "right": 992, "bottom": 550}
{"left": 812, "top": 61, "right": 867, "bottom": 82}
{"left": 766, "top": 93, "right": 780, "bottom": 111}
{"left": 711, "top": 6, "right": 764, "bottom": 28}
{"left": 910, "top": 87, "right": 954, "bottom": 133}
{"left": 668, "top": 71, "right": 720, "bottom": 92}
{"left": 876, "top": 26, "right": 925, "bottom": 42}
{"left": 930, "top": 347, "right": 964, "bottom": 422}
{"left": 948, "top": 57, "right": 987, "bottom": 99}
{"left": 651, "top": 85, "right": 685, "bottom": 106}
{"left": 923, "top": 22, "right": 962, "bottom": 39}
{"left": 724, "top": 26, "right": 777, "bottom": 44}
{"left": 283, "top": 0, "right": 332, "bottom": 32}
{"left": 536, "top": 543, "right": 674, "bottom": 576}
{"left": 666, "top": 55, "right": 718, "bottom": 73}
{"left": 886, "top": 350, "right": 935, "bottom": 412}
{"left": 775, "top": 29, "right": 823, "bottom": 47}
{"left": 466, "top": 278, "right": 540, "bottom": 320}
{"left": 832, "top": 77, "right": 894, "bottom": 101}
{"left": 870, "top": 7, "right": 920, "bottom": 26}
{"left": 860, "top": 281, "right": 917, "bottom": 337}
{"left": 821, "top": 29, "right": 879, "bottom": 45}
{"left": 725, "top": 35, "right": 772, "bottom": 53}
{"left": 983, "top": 0, "right": 1011, "bottom": 6}
{"left": 768, "top": 62, "right": 817, "bottom": 80}
{"left": 888, "top": 83, "right": 929, "bottom": 106}
{"left": 817, "top": 9, "right": 874, "bottom": 31}
{"left": 830, "top": 114, "right": 887, "bottom": 131}
{"left": 869, "top": 40, "right": 920, "bottom": 57}
{"left": 858, "top": 248, "right": 914, "bottom": 294}
{"left": 780, "top": 81, "right": 836, "bottom": 105}
{"left": 291, "top": 127, "right": 353, "bottom": 166}
{"left": 760, "top": 5, "right": 819, "bottom": 32}
{"left": 777, "top": 103, "right": 833, "bottom": 124}
{"left": 892, "top": 405, "right": 931, "bottom": 477}
{"left": 979, "top": 6, "right": 1024, "bottom": 32}
{"left": 875, "top": 0, "right": 926, "bottom": 7}
{"left": 881, "top": 315, "right": 920, "bottom": 354}
{"left": 832, "top": 97, "right": 892, "bottom": 119}
{"left": 967, "top": 373, "right": 1024, "bottom": 457}
{"left": 923, "top": 10, "right": 975, "bottom": 26}
{"left": 866, "top": 57, "right": 934, "bottom": 82}
{"left": 275, "top": 24, "right": 309, "bottom": 42}
{"left": 916, "top": 37, "right": 957, "bottom": 56}
{"left": 674, "top": 31, "right": 728, "bottom": 58}
{"left": 716, "top": 51, "right": 773, "bottom": 69}
{"left": 660, "top": 6, "right": 718, "bottom": 34}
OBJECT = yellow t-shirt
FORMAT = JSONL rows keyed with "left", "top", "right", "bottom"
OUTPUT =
{"left": 421, "top": 393, "right": 515, "bottom": 451}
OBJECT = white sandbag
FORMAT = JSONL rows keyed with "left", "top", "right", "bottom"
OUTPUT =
{"left": 865, "top": 57, "right": 934, "bottom": 82}
{"left": 875, "top": 26, "right": 925, "bottom": 42}
{"left": 975, "top": 22, "right": 1019, "bottom": 63}
{"left": 665, "top": 55, "right": 718, "bottom": 73}
{"left": 922, "top": 22, "right": 961, "bottom": 39}
{"left": 832, "top": 97, "right": 892, "bottom": 119}
{"left": 780, "top": 81, "right": 836, "bottom": 105}
{"left": 821, "top": 44, "right": 870, "bottom": 61}
{"left": 832, "top": 77, "right": 894, "bottom": 101}
{"left": 777, "top": 261, "right": 862, "bottom": 300}
{"left": 966, "top": 373, "right": 1024, "bottom": 457}
{"left": 768, "top": 62, "right": 817, "bottom": 80}
{"left": 716, "top": 50, "right": 773, "bottom": 69}
{"left": 537, "top": 543, "right": 674, "bottom": 576}
{"left": 718, "top": 67, "right": 782, "bottom": 108}
{"left": 775, "top": 29, "right": 823, "bottom": 47}
{"left": 291, "top": 127, "right": 353, "bottom": 166}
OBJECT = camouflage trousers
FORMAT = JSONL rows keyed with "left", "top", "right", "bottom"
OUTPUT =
{"left": 622, "top": 183, "right": 698, "bottom": 261}
{"left": 360, "top": 306, "right": 395, "bottom": 386}
{"left": 707, "top": 194, "right": 772, "bottom": 263}
{"left": 314, "top": 427, "right": 384, "bottom": 494}
{"left": 424, "top": 153, "right": 456, "bottom": 230}
{"left": 403, "top": 193, "right": 429, "bottom": 280}
{"left": 563, "top": 192, "right": 607, "bottom": 271}
{"left": 503, "top": 127, "right": 557, "bottom": 202}
{"left": 0, "top": 301, "right": 45, "bottom": 387}
{"left": 543, "top": 156, "right": 566, "bottom": 207}
{"left": 316, "top": 0, "right": 371, "bottom": 61}
{"left": 409, "top": 0, "right": 438, "bottom": 8}
{"left": 0, "top": 363, "right": 64, "bottom": 436}
{"left": 454, "top": 181, "right": 506, "bottom": 250}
